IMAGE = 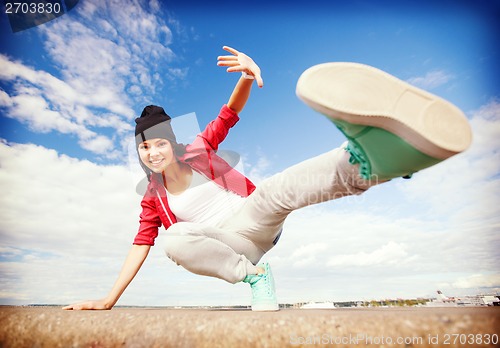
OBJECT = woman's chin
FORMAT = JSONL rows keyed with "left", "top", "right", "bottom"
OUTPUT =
{"left": 149, "top": 167, "right": 165, "bottom": 174}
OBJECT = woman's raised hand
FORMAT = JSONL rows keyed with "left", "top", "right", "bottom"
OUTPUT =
{"left": 217, "top": 46, "right": 264, "bottom": 88}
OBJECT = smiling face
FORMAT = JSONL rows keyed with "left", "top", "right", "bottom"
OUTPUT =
{"left": 138, "top": 138, "right": 175, "bottom": 173}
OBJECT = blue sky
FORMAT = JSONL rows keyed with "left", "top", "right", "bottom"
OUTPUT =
{"left": 0, "top": 0, "right": 499, "bottom": 306}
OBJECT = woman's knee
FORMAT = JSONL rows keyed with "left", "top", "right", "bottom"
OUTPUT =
{"left": 162, "top": 223, "right": 205, "bottom": 263}
{"left": 163, "top": 234, "right": 185, "bottom": 264}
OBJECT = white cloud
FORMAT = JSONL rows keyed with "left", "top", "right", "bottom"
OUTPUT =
{"left": 452, "top": 274, "right": 500, "bottom": 289}
{"left": 0, "top": 89, "right": 11, "bottom": 106}
{"left": 291, "top": 242, "right": 328, "bottom": 268}
{"left": 406, "top": 70, "right": 454, "bottom": 89}
{"left": 168, "top": 67, "right": 189, "bottom": 79}
{"left": 245, "top": 149, "right": 272, "bottom": 184}
{"left": 149, "top": 0, "right": 161, "bottom": 12}
{"left": 0, "top": 141, "right": 140, "bottom": 253}
{"left": 79, "top": 134, "right": 117, "bottom": 157}
{"left": 0, "top": 53, "right": 127, "bottom": 159}
{"left": 0, "top": 0, "right": 185, "bottom": 160}
{"left": 0, "top": 140, "right": 146, "bottom": 304}
{"left": 327, "top": 241, "right": 409, "bottom": 267}
{"left": 0, "top": 246, "right": 23, "bottom": 256}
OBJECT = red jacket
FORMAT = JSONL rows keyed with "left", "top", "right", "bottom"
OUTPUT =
{"left": 133, "top": 105, "right": 256, "bottom": 246}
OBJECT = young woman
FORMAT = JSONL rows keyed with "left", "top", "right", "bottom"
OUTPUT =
{"left": 64, "top": 46, "right": 472, "bottom": 311}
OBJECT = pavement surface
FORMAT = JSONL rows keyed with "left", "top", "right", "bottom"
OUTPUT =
{"left": 0, "top": 306, "right": 498, "bottom": 347}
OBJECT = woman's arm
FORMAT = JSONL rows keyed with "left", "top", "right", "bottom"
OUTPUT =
{"left": 217, "top": 46, "right": 263, "bottom": 114}
{"left": 227, "top": 75, "right": 254, "bottom": 114}
{"left": 62, "top": 244, "right": 151, "bottom": 310}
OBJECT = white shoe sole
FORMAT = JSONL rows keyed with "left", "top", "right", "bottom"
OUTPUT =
{"left": 296, "top": 62, "right": 472, "bottom": 159}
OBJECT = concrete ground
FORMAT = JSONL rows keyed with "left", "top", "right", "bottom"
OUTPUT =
{"left": 0, "top": 306, "right": 498, "bottom": 347}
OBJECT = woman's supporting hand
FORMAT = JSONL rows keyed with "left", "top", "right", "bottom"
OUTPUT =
{"left": 62, "top": 298, "right": 112, "bottom": 310}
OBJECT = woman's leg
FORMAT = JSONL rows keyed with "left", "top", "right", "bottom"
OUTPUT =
{"left": 164, "top": 222, "right": 279, "bottom": 312}
{"left": 163, "top": 222, "right": 265, "bottom": 283}
{"left": 220, "top": 144, "right": 379, "bottom": 252}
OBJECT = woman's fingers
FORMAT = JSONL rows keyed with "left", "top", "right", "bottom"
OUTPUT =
{"left": 222, "top": 45, "right": 239, "bottom": 55}
{"left": 217, "top": 59, "right": 239, "bottom": 67}
{"left": 217, "top": 55, "right": 238, "bottom": 61}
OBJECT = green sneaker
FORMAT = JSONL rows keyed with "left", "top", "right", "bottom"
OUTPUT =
{"left": 243, "top": 263, "right": 279, "bottom": 311}
{"left": 296, "top": 62, "right": 472, "bottom": 180}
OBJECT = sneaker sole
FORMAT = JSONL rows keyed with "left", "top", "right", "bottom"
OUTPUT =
{"left": 296, "top": 62, "right": 472, "bottom": 160}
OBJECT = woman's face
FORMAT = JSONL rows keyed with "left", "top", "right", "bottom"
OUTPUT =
{"left": 138, "top": 138, "right": 175, "bottom": 173}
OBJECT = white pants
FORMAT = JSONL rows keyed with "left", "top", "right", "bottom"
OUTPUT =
{"left": 164, "top": 145, "right": 377, "bottom": 283}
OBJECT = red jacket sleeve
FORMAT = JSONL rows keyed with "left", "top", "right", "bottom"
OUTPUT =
{"left": 186, "top": 104, "right": 239, "bottom": 153}
{"left": 133, "top": 195, "right": 162, "bottom": 246}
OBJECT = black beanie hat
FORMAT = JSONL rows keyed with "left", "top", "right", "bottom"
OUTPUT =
{"left": 135, "top": 105, "right": 177, "bottom": 146}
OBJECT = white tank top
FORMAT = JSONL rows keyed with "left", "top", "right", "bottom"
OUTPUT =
{"left": 165, "top": 171, "right": 246, "bottom": 226}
